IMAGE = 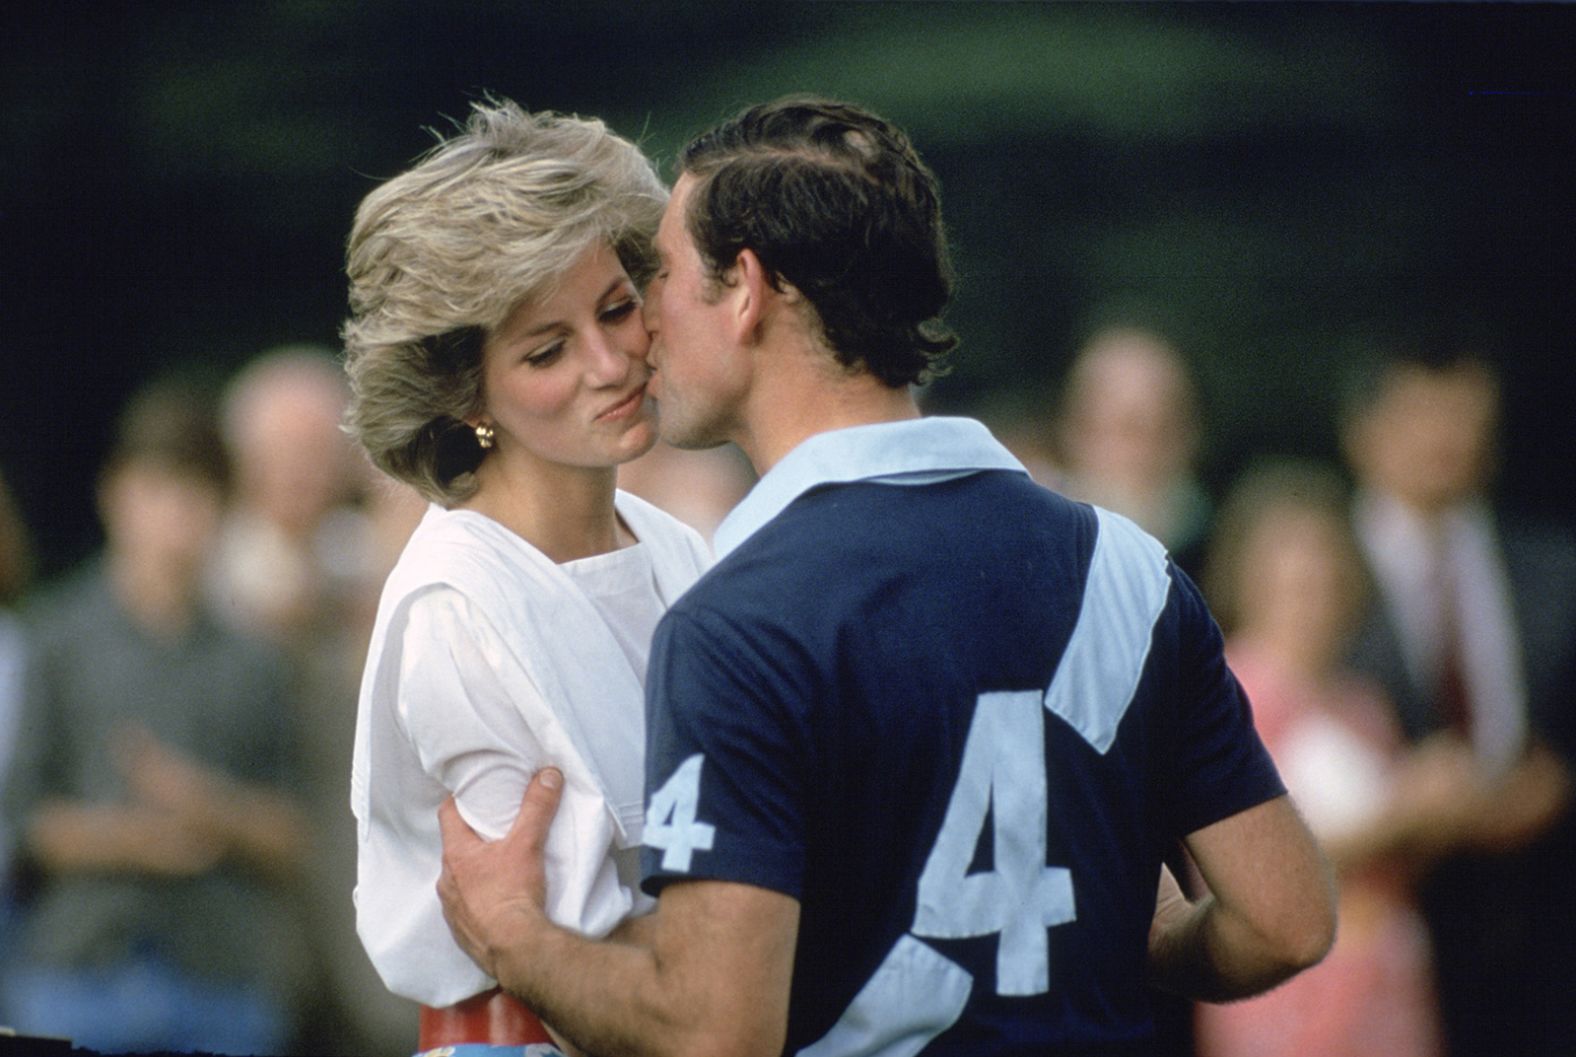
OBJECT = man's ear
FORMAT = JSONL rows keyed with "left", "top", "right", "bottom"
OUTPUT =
{"left": 731, "top": 248, "right": 774, "bottom": 343}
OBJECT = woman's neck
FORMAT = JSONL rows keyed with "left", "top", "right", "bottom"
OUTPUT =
{"left": 459, "top": 457, "right": 631, "bottom": 565}
{"left": 1238, "top": 623, "right": 1337, "bottom": 683}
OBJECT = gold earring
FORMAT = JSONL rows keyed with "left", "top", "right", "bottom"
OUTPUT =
{"left": 475, "top": 423, "right": 495, "bottom": 450}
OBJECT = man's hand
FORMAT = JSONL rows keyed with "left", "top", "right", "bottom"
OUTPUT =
{"left": 1465, "top": 741, "right": 1572, "bottom": 853}
{"left": 436, "top": 765, "right": 798, "bottom": 1057}
{"left": 1149, "top": 863, "right": 1191, "bottom": 953}
{"left": 437, "top": 766, "right": 564, "bottom": 978}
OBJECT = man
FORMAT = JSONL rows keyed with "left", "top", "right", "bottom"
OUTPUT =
{"left": 438, "top": 96, "right": 1334, "bottom": 1056}
{"left": 1341, "top": 334, "right": 1576, "bottom": 1057}
{"left": 0, "top": 376, "right": 310, "bottom": 1055}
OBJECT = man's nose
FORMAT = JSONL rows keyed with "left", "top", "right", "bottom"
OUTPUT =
{"left": 641, "top": 287, "right": 660, "bottom": 332}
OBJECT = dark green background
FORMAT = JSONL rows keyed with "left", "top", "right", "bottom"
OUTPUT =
{"left": 6, "top": 1, "right": 1574, "bottom": 576}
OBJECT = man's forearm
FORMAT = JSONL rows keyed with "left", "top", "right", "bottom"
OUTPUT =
{"left": 437, "top": 776, "right": 796, "bottom": 1057}
{"left": 26, "top": 801, "right": 221, "bottom": 876}
{"left": 489, "top": 908, "right": 689, "bottom": 1057}
{"left": 197, "top": 785, "right": 310, "bottom": 882}
{"left": 1151, "top": 798, "right": 1337, "bottom": 1002}
{"left": 485, "top": 893, "right": 791, "bottom": 1057}
{"left": 1148, "top": 890, "right": 1321, "bottom": 1002}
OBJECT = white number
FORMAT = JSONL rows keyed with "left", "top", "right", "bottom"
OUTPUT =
{"left": 644, "top": 753, "right": 715, "bottom": 872}
{"left": 914, "top": 690, "right": 1074, "bottom": 996}
{"left": 798, "top": 509, "right": 1171, "bottom": 1054}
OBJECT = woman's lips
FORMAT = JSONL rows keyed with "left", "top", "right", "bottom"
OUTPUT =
{"left": 596, "top": 383, "right": 647, "bottom": 422}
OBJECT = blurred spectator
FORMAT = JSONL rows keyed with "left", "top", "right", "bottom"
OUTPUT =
{"left": 289, "top": 469, "right": 424, "bottom": 1057}
{"left": 1051, "top": 324, "right": 1212, "bottom": 576}
{"left": 0, "top": 375, "right": 309, "bottom": 1055}
{"left": 1196, "top": 460, "right": 1443, "bottom": 1057}
{"left": 1340, "top": 330, "right": 1576, "bottom": 1057}
{"left": 0, "top": 466, "right": 35, "bottom": 961}
{"left": 208, "top": 344, "right": 374, "bottom": 646}
{"left": 209, "top": 345, "right": 418, "bottom": 1056}
{"left": 617, "top": 440, "right": 755, "bottom": 543}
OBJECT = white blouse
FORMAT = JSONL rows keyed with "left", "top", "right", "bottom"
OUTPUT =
{"left": 352, "top": 493, "right": 710, "bottom": 1005}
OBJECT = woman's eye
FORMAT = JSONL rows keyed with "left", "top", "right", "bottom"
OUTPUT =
{"left": 524, "top": 341, "right": 564, "bottom": 367}
{"left": 600, "top": 299, "right": 639, "bottom": 323}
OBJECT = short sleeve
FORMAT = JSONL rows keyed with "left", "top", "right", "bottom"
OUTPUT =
{"left": 396, "top": 587, "right": 551, "bottom": 841}
{"left": 389, "top": 586, "right": 636, "bottom": 939}
{"left": 640, "top": 605, "right": 809, "bottom": 900}
{"left": 1162, "top": 569, "right": 1287, "bottom": 839}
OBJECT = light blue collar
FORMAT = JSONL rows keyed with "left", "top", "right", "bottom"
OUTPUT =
{"left": 712, "top": 416, "right": 1027, "bottom": 559}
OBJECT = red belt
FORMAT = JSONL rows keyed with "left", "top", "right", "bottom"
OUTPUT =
{"left": 419, "top": 988, "right": 553, "bottom": 1048}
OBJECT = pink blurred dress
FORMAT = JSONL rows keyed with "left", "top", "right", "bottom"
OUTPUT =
{"left": 1194, "top": 641, "right": 1442, "bottom": 1057}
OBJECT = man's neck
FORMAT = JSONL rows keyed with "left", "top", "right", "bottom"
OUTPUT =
{"left": 1359, "top": 486, "right": 1482, "bottom": 534}
{"left": 108, "top": 550, "right": 201, "bottom": 639}
{"left": 736, "top": 347, "right": 921, "bottom": 475}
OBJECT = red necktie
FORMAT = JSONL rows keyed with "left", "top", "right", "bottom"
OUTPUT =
{"left": 1433, "top": 536, "right": 1473, "bottom": 737}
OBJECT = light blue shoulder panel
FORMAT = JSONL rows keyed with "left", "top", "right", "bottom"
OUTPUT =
{"left": 1042, "top": 507, "right": 1171, "bottom": 754}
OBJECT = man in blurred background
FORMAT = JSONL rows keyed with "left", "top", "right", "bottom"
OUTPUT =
{"left": 0, "top": 375, "right": 310, "bottom": 1056}
{"left": 208, "top": 345, "right": 418, "bottom": 1056}
{"left": 1341, "top": 330, "right": 1576, "bottom": 1057}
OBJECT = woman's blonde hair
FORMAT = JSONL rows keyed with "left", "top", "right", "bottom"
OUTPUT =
{"left": 341, "top": 99, "right": 667, "bottom": 503}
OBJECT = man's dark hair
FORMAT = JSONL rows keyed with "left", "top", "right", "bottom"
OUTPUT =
{"left": 103, "top": 373, "right": 232, "bottom": 495}
{"left": 1336, "top": 313, "right": 1501, "bottom": 433}
{"left": 678, "top": 95, "right": 957, "bottom": 388}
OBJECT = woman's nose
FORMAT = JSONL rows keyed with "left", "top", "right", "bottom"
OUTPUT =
{"left": 585, "top": 329, "right": 636, "bottom": 386}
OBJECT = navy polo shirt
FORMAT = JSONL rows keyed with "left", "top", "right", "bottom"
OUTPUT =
{"left": 641, "top": 418, "right": 1283, "bottom": 1056}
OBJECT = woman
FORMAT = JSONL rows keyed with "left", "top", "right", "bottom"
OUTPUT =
{"left": 343, "top": 100, "right": 711, "bottom": 1056}
{"left": 1195, "top": 461, "right": 1444, "bottom": 1057}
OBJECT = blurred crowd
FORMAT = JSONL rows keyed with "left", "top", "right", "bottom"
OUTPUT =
{"left": 1, "top": 315, "right": 1572, "bottom": 1056}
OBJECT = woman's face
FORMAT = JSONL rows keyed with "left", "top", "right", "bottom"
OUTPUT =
{"left": 1237, "top": 505, "right": 1360, "bottom": 655}
{"left": 476, "top": 242, "right": 657, "bottom": 473}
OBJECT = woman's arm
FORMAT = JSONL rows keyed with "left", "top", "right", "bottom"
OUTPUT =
{"left": 397, "top": 586, "right": 640, "bottom": 932}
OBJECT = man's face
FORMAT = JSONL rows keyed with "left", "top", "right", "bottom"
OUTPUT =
{"left": 100, "top": 461, "right": 223, "bottom": 578}
{"left": 643, "top": 173, "right": 749, "bottom": 451}
{"left": 1348, "top": 362, "right": 1500, "bottom": 513}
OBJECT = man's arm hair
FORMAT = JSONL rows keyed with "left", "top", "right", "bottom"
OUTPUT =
{"left": 1147, "top": 794, "right": 1337, "bottom": 1002}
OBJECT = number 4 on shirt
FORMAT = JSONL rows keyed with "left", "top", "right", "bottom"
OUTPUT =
{"left": 645, "top": 753, "right": 716, "bottom": 872}
{"left": 803, "top": 509, "right": 1169, "bottom": 1055}
{"left": 797, "top": 689, "right": 1084, "bottom": 1057}
{"left": 915, "top": 689, "right": 1073, "bottom": 996}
